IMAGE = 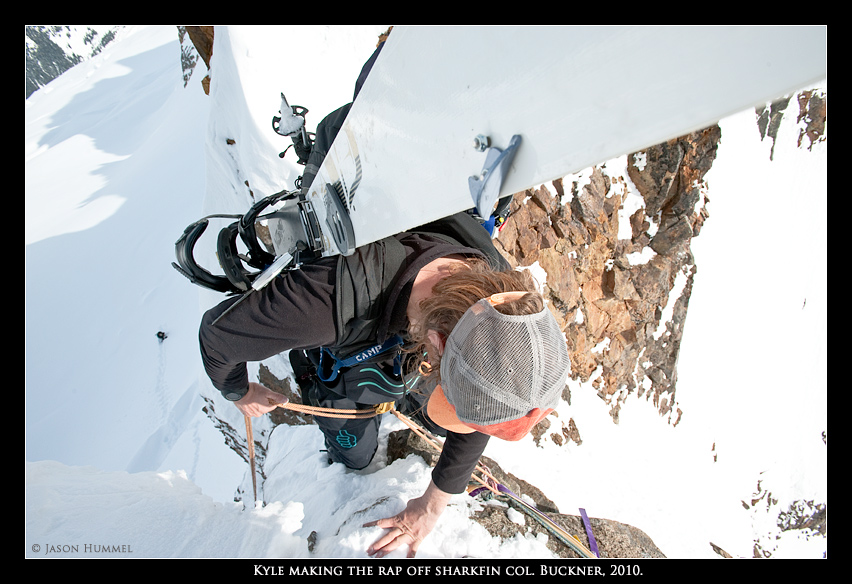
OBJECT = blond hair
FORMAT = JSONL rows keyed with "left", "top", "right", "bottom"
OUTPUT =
{"left": 407, "top": 257, "right": 543, "bottom": 383}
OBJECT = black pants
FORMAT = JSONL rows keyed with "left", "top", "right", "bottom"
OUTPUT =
{"left": 313, "top": 391, "right": 383, "bottom": 470}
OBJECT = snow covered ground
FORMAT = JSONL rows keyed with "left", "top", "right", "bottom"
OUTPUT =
{"left": 25, "top": 26, "right": 826, "bottom": 561}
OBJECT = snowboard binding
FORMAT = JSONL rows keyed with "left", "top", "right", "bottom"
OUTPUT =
{"left": 172, "top": 189, "right": 319, "bottom": 296}
{"left": 172, "top": 181, "right": 356, "bottom": 297}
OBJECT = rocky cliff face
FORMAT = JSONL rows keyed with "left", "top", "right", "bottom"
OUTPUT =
{"left": 179, "top": 26, "right": 214, "bottom": 94}
{"left": 494, "top": 126, "right": 719, "bottom": 434}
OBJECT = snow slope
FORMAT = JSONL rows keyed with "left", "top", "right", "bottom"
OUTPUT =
{"left": 25, "top": 25, "right": 826, "bottom": 560}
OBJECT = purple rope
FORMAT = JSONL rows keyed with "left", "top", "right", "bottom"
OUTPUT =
{"left": 579, "top": 508, "right": 600, "bottom": 558}
{"left": 468, "top": 486, "right": 489, "bottom": 498}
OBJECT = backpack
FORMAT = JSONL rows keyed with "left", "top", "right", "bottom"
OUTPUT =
{"left": 293, "top": 210, "right": 510, "bottom": 407}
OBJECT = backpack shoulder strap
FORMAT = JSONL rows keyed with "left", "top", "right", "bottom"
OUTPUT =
{"left": 332, "top": 236, "right": 409, "bottom": 349}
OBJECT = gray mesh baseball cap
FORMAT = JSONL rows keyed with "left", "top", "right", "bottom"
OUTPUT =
{"left": 439, "top": 295, "right": 570, "bottom": 430}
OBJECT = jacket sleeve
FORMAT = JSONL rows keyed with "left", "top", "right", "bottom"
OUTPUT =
{"left": 431, "top": 431, "right": 491, "bottom": 494}
{"left": 198, "top": 259, "right": 339, "bottom": 399}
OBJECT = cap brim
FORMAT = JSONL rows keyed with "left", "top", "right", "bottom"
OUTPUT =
{"left": 427, "top": 384, "right": 476, "bottom": 434}
{"left": 463, "top": 407, "right": 553, "bottom": 441}
{"left": 427, "top": 384, "right": 553, "bottom": 441}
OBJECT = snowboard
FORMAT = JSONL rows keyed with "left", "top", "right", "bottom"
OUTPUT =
{"left": 290, "top": 25, "right": 825, "bottom": 258}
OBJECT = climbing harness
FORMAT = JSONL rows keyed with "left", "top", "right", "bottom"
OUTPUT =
{"left": 317, "top": 335, "right": 404, "bottom": 382}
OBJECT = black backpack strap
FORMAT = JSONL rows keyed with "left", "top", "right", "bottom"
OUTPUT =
{"left": 332, "top": 236, "right": 409, "bottom": 349}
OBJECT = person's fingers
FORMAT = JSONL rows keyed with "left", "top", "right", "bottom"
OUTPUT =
{"left": 365, "top": 517, "right": 422, "bottom": 558}
{"left": 366, "top": 527, "right": 403, "bottom": 556}
{"left": 407, "top": 537, "right": 419, "bottom": 558}
{"left": 362, "top": 517, "right": 395, "bottom": 529}
{"left": 237, "top": 384, "right": 288, "bottom": 417}
{"left": 372, "top": 533, "right": 416, "bottom": 558}
{"left": 270, "top": 395, "right": 288, "bottom": 407}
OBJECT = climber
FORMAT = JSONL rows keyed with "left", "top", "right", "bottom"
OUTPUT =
{"left": 197, "top": 32, "right": 571, "bottom": 558}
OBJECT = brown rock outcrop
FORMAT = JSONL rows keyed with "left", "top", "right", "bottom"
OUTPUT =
{"left": 184, "top": 26, "right": 214, "bottom": 68}
{"left": 495, "top": 126, "right": 720, "bottom": 425}
{"left": 178, "top": 26, "right": 214, "bottom": 94}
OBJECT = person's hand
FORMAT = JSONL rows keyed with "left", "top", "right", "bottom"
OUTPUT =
{"left": 364, "top": 480, "right": 452, "bottom": 558}
{"left": 235, "top": 382, "right": 288, "bottom": 417}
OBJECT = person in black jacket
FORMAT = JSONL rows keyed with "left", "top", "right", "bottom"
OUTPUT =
{"left": 199, "top": 247, "right": 569, "bottom": 557}
{"left": 198, "top": 36, "right": 571, "bottom": 558}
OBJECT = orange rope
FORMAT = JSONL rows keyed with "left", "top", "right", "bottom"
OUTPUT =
{"left": 275, "top": 401, "right": 390, "bottom": 419}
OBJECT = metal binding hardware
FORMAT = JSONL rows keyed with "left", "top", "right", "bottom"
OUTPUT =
{"left": 468, "top": 134, "right": 522, "bottom": 218}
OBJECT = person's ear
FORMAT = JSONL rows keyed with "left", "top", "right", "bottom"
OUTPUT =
{"left": 426, "top": 329, "right": 446, "bottom": 356}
